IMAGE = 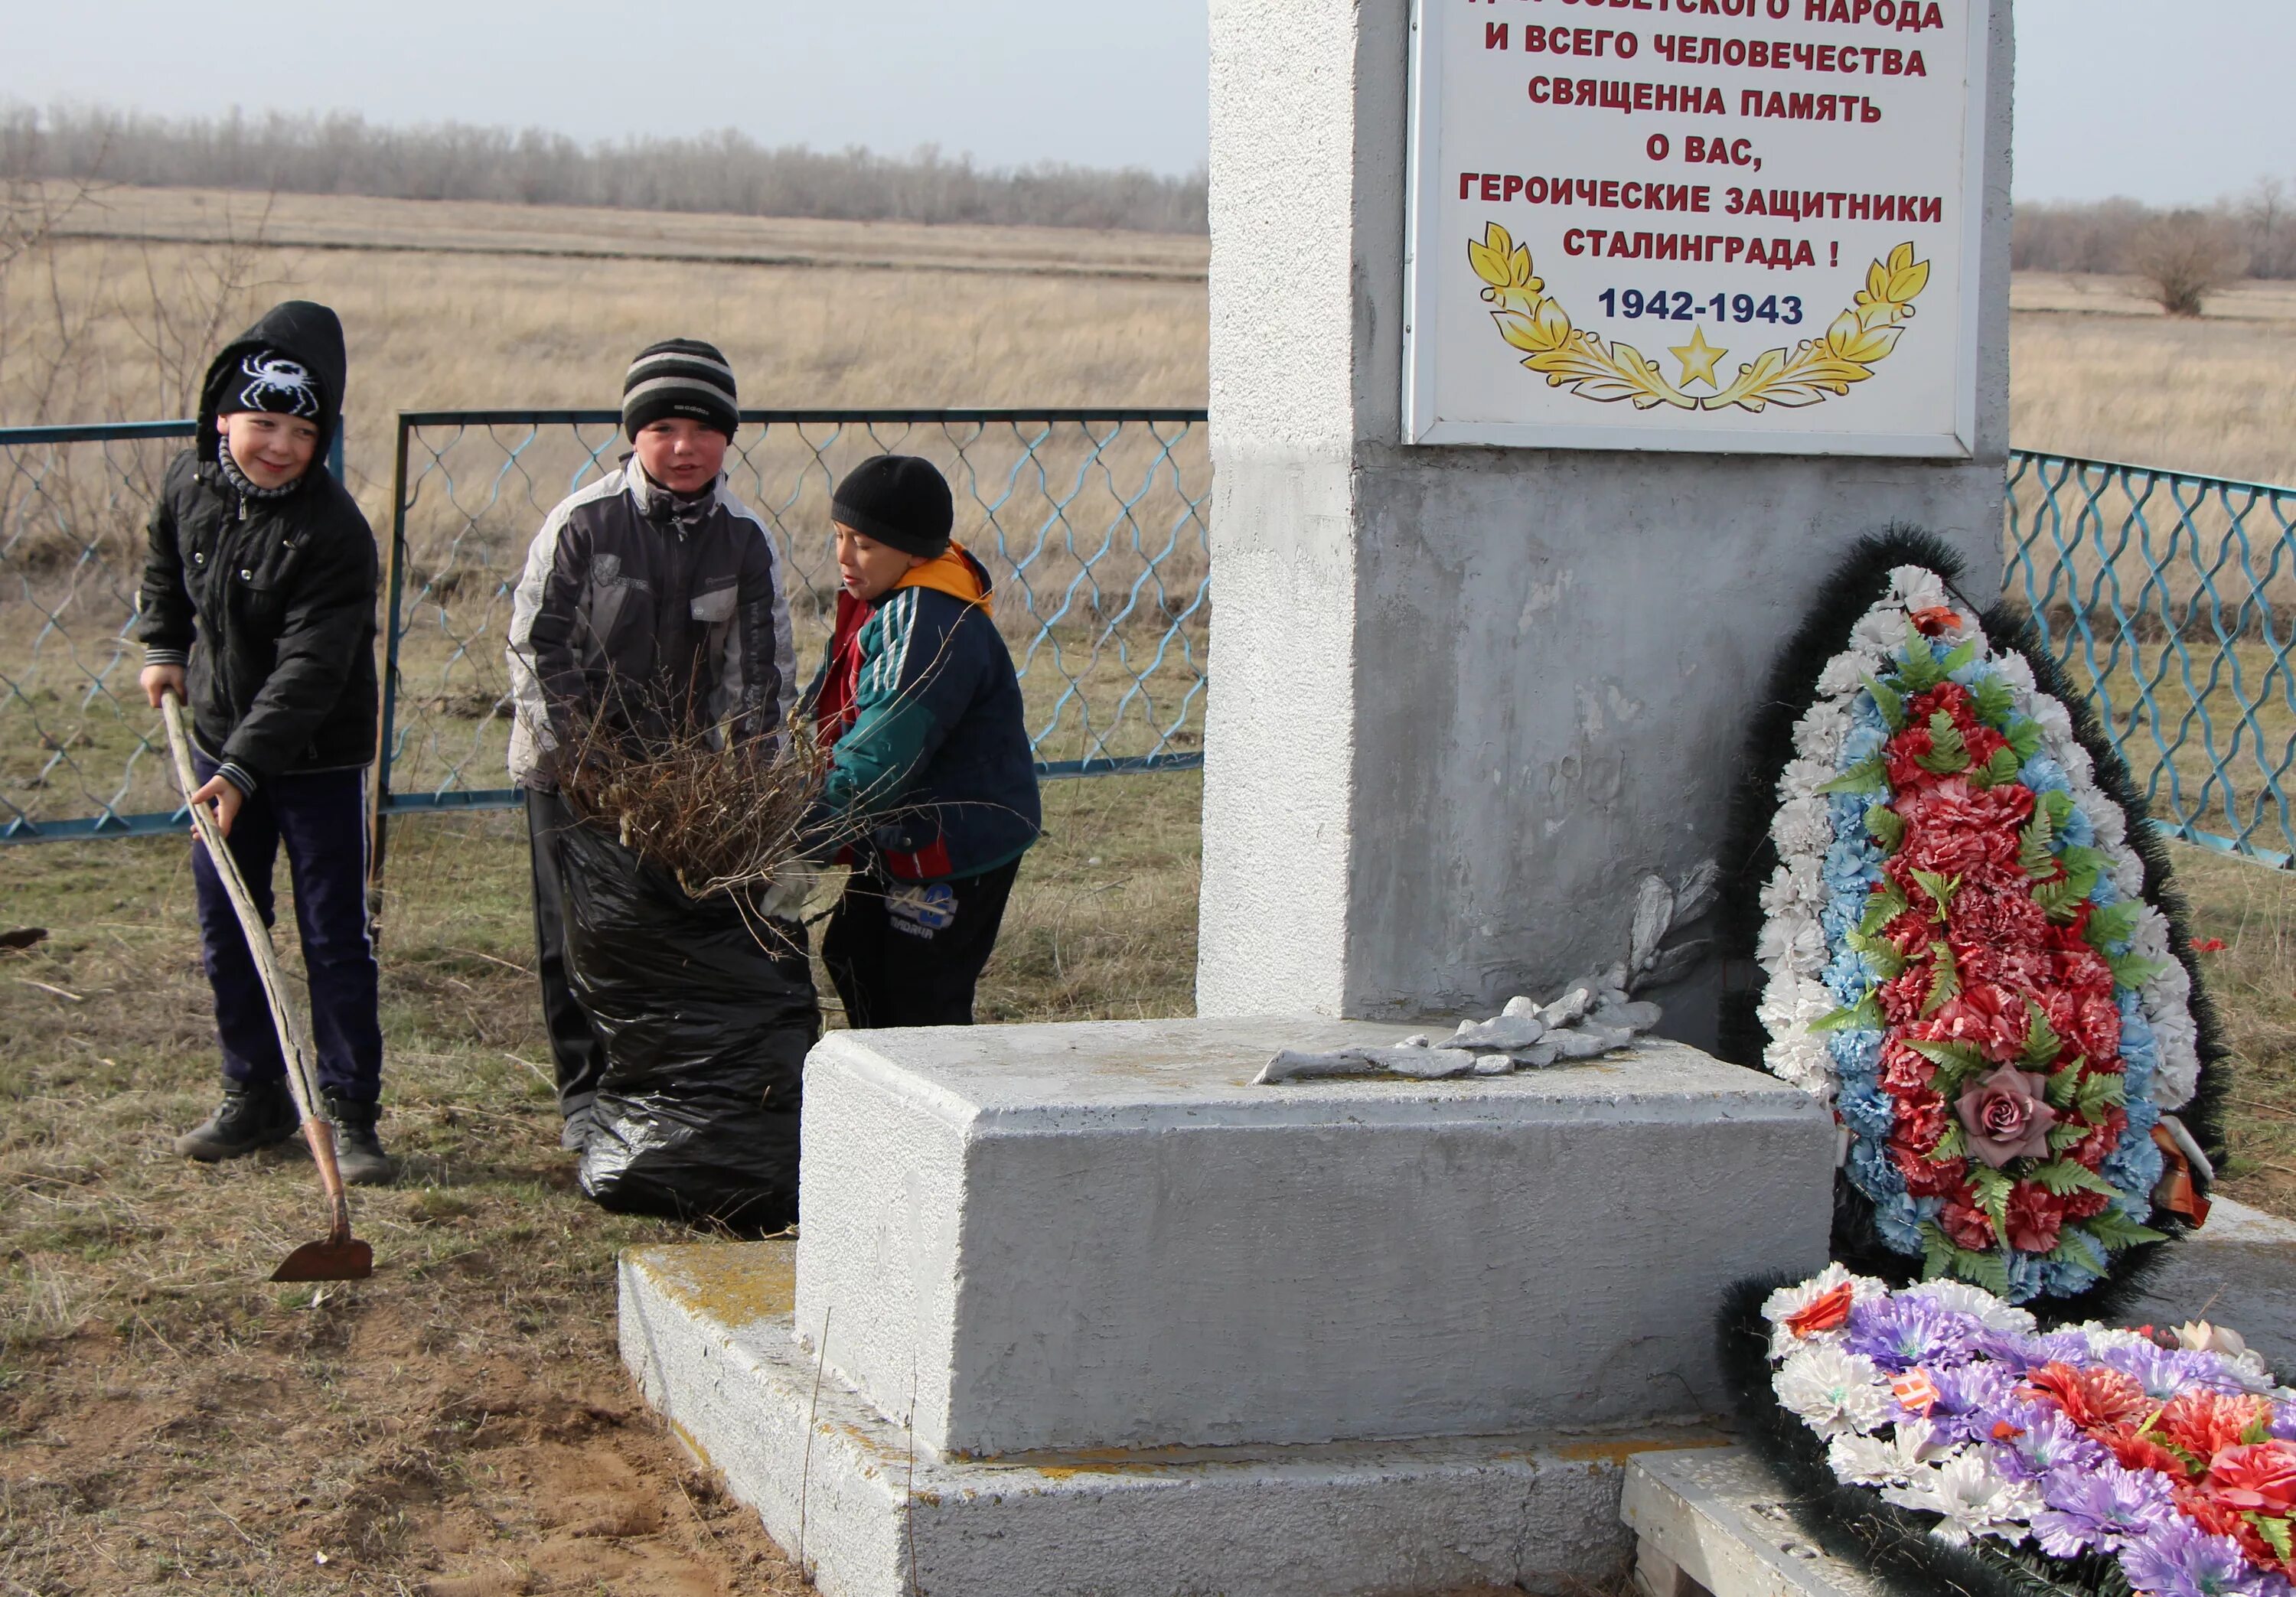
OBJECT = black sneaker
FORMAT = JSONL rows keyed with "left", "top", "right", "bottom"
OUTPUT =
{"left": 318, "top": 1088, "right": 396, "bottom": 1187}
{"left": 175, "top": 1080, "right": 299, "bottom": 1161}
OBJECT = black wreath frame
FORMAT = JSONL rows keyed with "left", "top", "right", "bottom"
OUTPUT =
{"left": 1711, "top": 528, "right": 2229, "bottom": 1324}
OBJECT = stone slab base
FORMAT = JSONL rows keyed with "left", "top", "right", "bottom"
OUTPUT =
{"left": 620, "top": 1241, "right": 1728, "bottom": 1597}
{"left": 1623, "top": 1446, "right": 1887, "bottom": 1597}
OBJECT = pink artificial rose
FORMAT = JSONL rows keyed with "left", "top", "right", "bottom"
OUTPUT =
{"left": 1955, "top": 1064, "right": 2058, "bottom": 1168}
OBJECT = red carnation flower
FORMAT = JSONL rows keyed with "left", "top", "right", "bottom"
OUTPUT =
{"left": 2159, "top": 1391, "right": 2275, "bottom": 1461}
{"left": 2004, "top": 1183, "right": 2066, "bottom": 1253}
{"left": 1920, "top": 983, "right": 2032, "bottom": 1063}
{"left": 1906, "top": 682, "right": 1979, "bottom": 729}
{"left": 2021, "top": 1361, "right": 2148, "bottom": 1429}
{"left": 1940, "top": 1196, "right": 1997, "bottom": 1250}
{"left": 1892, "top": 1140, "right": 1968, "bottom": 1198}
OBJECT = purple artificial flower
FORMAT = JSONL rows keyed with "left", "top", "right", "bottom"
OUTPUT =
{"left": 2092, "top": 1340, "right": 2247, "bottom": 1402}
{"left": 1842, "top": 1296, "right": 1980, "bottom": 1373}
{"left": 1976, "top": 1326, "right": 2089, "bottom": 1372}
{"left": 2271, "top": 1400, "right": 2296, "bottom": 1443}
{"left": 2030, "top": 1462, "right": 2178, "bottom": 1559}
{"left": 1991, "top": 1405, "right": 2111, "bottom": 1485}
{"left": 2118, "top": 1520, "right": 2273, "bottom": 1597}
{"left": 1923, "top": 1361, "right": 2019, "bottom": 1445}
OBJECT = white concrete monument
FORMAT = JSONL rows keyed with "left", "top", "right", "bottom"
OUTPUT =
{"left": 620, "top": 2, "right": 2017, "bottom": 1592}
{"left": 1198, "top": 0, "right": 2012, "bottom": 1032}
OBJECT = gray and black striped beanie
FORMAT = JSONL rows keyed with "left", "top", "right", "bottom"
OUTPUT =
{"left": 621, "top": 338, "right": 739, "bottom": 440}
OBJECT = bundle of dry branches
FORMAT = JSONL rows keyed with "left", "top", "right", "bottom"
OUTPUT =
{"left": 554, "top": 702, "right": 836, "bottom": 904}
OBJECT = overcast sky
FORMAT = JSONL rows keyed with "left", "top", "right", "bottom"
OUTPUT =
{"left": 2, "top": 0, "right": 2287, "bottom": 204}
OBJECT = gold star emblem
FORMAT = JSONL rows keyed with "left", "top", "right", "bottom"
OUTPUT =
{"left": 1670, "top": 325, "right": 1727, "bottom": 389}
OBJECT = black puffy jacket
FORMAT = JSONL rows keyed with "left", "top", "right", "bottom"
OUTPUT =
{"left": 133, "top": 301, "right": 379, "bottom": 793}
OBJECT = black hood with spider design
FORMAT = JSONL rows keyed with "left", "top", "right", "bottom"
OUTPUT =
{"left": 196, "top": 300, "right": 347, "bottom": 469}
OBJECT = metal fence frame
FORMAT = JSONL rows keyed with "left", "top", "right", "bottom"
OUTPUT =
{"left": 2003, "top": 450, "right": 2296, "bottom": 870}
{"left": 5, "top": 416, "right": 2294, "bottom": 873}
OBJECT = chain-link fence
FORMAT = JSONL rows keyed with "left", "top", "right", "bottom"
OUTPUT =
{"left": 7, "top": 419, "right": 2293, "bottom": 875}
{"left": 2004, "top": 451, "right": 2296, "bottom": 869}
{"left": 380, "top": 409, "right": 1211, "bottom": 819}
{"left": 0, "top": 411, "right": 1210, "bottom": 841}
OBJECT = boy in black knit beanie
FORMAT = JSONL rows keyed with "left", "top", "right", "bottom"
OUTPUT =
{"left": 807, "top": 454, "right": 1041, "bottom": 1028}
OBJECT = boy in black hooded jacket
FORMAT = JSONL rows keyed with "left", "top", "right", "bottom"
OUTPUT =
{"left": 134, "top": 300, "right": 391, "bottom": 1185}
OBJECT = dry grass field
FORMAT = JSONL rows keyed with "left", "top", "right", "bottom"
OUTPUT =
{"left": 2, "top": 191, "right": 2295, "bottom": 1593}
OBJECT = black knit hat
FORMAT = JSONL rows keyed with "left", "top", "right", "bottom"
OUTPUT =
{"left": 220, "top": 347, "right": 323, "bottom": 419}
{"left": 831, "top": 455, "right": 954, "bottom": 558}
{"left": 621, "top": 338, "right": 739, "bottom": 440}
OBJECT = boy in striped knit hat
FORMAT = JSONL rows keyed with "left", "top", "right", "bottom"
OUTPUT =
{"left": 506, "top": 341, "right": 813, "bottom": 1184}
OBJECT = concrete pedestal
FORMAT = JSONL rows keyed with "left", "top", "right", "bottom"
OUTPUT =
{"left": 795, "top": 1018, "right": 1838, "bottom": 1458}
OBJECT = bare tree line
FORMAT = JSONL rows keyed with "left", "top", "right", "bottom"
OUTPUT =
{"left": 2016, "top": 180, "right": 2296, "bottom": 315}
{"left": 0, "top": 104, "right": 1210, "bottom": 236}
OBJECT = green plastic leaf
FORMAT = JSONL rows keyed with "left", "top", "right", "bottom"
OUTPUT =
{"left": 1969, "top": 1165, "right": 2015, "bottom": 1233}
{"left": 1859, "top": 880, "right": 1913, "bottom": 938}
{"left": 2086, "top": 902, "right": 2141, "bottom": 951}
{"left": 2043, "top": 790, "right": 2076, "bottom": 828}
{"left": 2108, "top": 953, "right": 2171, "bottom": 992}
{"left": 1955, "top": 1245, "right": 2013, "bottom": 1298}
{"left": 1972, "top": 673, "right": 2016, "bottom": 729}
{"left": 2078, "top": 1208, "right": 2169, "bottom": 1252}
{"left": 1819, "top": 755, "right": 1890, "bottom": 797}
{"left": 1908, "top": 869, "right": 1961, "bottom": 920}
{"left": 2027, "top": 1159, "right": 2122, "bottom": 1198}
{"left": 2043, "top": 1054, "right": 2085, "bottom": 1113}
{"left": 1811, "top": 992, "right": 1883, "bottom": 1035}
{"left": 1940, "top": 640, "right": 1978, "bottom": 677}
{"left": 1865, "top": 804, "right": 1906, "bottom": 853}
{"left": 2021, "top": 1003, "right": 2064, "bottom": 1074}
{"left": 1969, "top": 745, "right": 2024, "bottom": 791}
{"left": 1848, "top": 927, "right": 1907, "bottom": 982}
{"left": 1929, "top": 1123, "right": 1967, "bottom": 1163}
{"left": 2007, "top": 717, "right": 2043, "bottom": 761}
{"left": 1863, "top": 674, "right": 1907, "bottom": 732}
{"left": 2045, "top": 1226, "right": 2108, "bottom": 1275}
{"left": 2047, "top": 1120, "right": 2090, "bottom": 1155}
{"left": 2018, "top": 805, "right": 2058, "bottom": 879}
{"left": 1897, "top": 624, "right": 1948, "bottom": 692}
{"left": 1913, "top": 710, "right": 1971, "bottom": 775}
{"left": 1921, "top": 940, "right": 1962, "bottom": 1018}
{"left": 1919, "top": 1223, "right": 1958, "bottom": 1281}
{"left": 2254, "top": 1517, "right": 2294, "bottom": 1568}
{"left": 1908, "top": 1037, "right": 1986, "bottom": 1093}
{"left": 2074, "top": 1068, "right": 2128, "bottom": 1120}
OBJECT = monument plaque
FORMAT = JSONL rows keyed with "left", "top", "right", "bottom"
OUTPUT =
{"left": 1404, "top": 0, "right": 1992, "bottom": 456}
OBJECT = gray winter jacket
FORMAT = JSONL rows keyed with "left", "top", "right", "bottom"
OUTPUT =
{"left": 505, "top": 465, "right": 797, "bottom": 789}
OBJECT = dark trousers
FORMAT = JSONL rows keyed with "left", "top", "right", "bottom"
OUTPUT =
{"left": 821, "top": 857, "right": 1020, "bottom": 1028}
{"left": 525, "top": 787, "right": 607, "bottom": 1116}
{"left": 190, "top": 751, "right": 383, "bottom": 1103}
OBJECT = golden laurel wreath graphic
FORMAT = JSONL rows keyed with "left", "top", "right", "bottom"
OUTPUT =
{"left": 1467, "top": 222, "right": 1930, "bottom": 412}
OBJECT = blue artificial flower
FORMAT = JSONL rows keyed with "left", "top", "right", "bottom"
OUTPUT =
{"left": 2001, "top": 1249, "right": 2044, "bottom": 1305}
{"left": 2092, "top": 873, "right": 2122, "bottom": 909}
{"left": 2020, "top": 754, "right": 2072, "bottom": 796}
{"left": 1824, "top": 833, "right": 1883, "bottom": 891}
{"left": 1842, "top": 724, "right": 1887, "bottom": 766}
{"left": 1850, "top": 693, "right": 1887, "bottom": 734}
{"left": 2121, "top": 1013, "right": 2161, "bottom": 1098}
{"left": 2118, "top": 1520, "right": 2275, "bottom": 1597}
{"left": 2060, "top": 803, "right": 2096, "bottom": 848}
{"left": 1845, "top": 1135, "right": 1908, "bottom": 1205}
{"left": 1837, "top": 1077, "right": 1897, "bottom": 1141}
{"left": 2032, "top": 1463, "right": 2179, "bottom": 1559}
{"left": 2100, "top": 1125, "right": 2164, "bottom": 1216}
{"left": 1829, "top": 1026, "right": 1883, "bottom": 1078}
{"left": 1871, "top": 1191, "right": 1931, "bottom": 1255}
{"left": 2038, "top": 1252, "right": 2108, "bottom": 1299}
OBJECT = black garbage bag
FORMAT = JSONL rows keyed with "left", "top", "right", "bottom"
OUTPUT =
{"left": 555, "top": 816, "right": 819, "bottom": 1228}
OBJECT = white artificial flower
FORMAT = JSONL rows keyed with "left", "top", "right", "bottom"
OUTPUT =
{"left": 1828, "top": 1421, "right": 1953, "bottom": 1488}
{"left": 1901, "top": 1280, "right": 2038, "bottom": 1335}
{"left": 1881, "top": 1452, "right": 2040, "bottom": 1546}
{"left": 1773, "top": 795, "right": 1835, "bottom": 859}
{"left": 1778, "top": 756, "right": 1841, "bottom": 804}
{"left": 2128, "top": 907, "right": 2174, "bottom": 966}
{"left": 1993, "top": 653, "right": 2036, "bottom": 695}
{"left": 2029, "top": 697, "right": 2075, "bottom": 750}
{"left": 2151, "top": 1040, "right": 2201, "bottom": 1110}
{"left": 1757, "top": 914, "right": 1827, "bottom": 971}
{"left": 1775, "top": 1344, "right": 1895, "bottom": 1439}
{"left": 2079, "top": 1325, "right": 2157, "bottom": 1359}
{"left": 1851, "top": 608, "right": 1913, "bottom": 657}
{"left": 2085, "top": 794, "right": 2129, "bottom": 849}
{"left": 1794, "top": 700, "right": 1855, "bottom": 763}
{"left": 1762, "top": 1265, "right": 1890, "bottom": 1356}
{"left": 1816, "top": 653, "right": 1868, "bottom": 699}
{"left": 1891, "top": 567, "right": 1952, "bottom": 615}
